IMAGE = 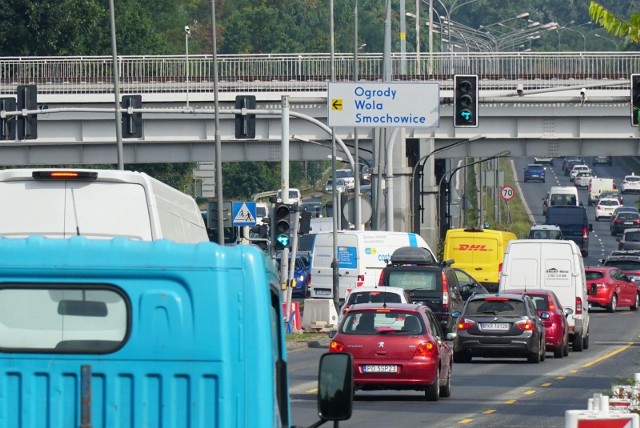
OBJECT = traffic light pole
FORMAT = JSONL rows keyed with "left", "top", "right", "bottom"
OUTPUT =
{"left": 285, "top": 209, "right": 300, "bottom": 330}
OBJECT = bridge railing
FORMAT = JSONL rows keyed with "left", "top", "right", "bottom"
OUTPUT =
{"left": 0, "top": 52, "right": 636, "bottom": 95}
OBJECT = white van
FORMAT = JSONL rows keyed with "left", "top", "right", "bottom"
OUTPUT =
{"left": 498, "top": 239, "right": 590, "bottom": 351}
{"left": 0, "top": 168, "right": 208, "bottom": 243}
{"left": 548, "top": 186, "right": 580, "bottom": 208}
{"left": 309, "top": 230, "right": 436, "bottom": 300}
{"left": 587, "top": 177, "right": 615, "bottom": 205}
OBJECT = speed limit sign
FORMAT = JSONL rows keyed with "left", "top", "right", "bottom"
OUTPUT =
{"left": 500, "top": 185, "right": 515, "bottom": 201}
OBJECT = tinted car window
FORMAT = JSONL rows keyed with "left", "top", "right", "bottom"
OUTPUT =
{"left": 600, "top": 199, "right": 619, "bottom": 206}
{"left": 341, "top": 311, "right": 423, "bottom": 335}
{"left": 347, "top": 291, "right": 403, "bottom": 305}
{"left": 585, "top": 271, "right": 604, "bottom": 280}
{"left": 528, "top": 295, "right": 549, "bottom": 311}
{"left": 604, "top": 260, "right": 640, "bottom": 270}
{"left": 465, "top": 299, "right": 526, "bottom": 316}
{"left": 626, "top": 232, "right": 640, "bottom": 242}
{"left": 387, "top": 271, "right": 438, "bottom": 291}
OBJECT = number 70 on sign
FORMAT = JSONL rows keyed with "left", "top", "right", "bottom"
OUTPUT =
{"left": 500, "top": 185, "right": 515, "bottom": 201}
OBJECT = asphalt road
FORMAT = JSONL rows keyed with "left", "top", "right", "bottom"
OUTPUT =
{"left": 287, "top": 156, "right": 640, "bottom": 428}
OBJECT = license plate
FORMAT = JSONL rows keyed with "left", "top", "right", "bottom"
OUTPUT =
{"left": 480, "top": 323, "right": 509, "bottom": 330}
{"left": 363, "top": 365, "right": 398, "bottom": 373}
{"left": 315, "top": 289, "right": 331, "bottom": 296}
{"left": 625, "top": 222, "right": 634, "bottom": 225}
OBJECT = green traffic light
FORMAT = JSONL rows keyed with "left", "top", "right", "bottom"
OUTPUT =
{"left": 275, "top": 233, "right": 290, "bottom": 248}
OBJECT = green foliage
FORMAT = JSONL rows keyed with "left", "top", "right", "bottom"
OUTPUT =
{"left": 590, "top": 1, "right": 640, "bottom": 42}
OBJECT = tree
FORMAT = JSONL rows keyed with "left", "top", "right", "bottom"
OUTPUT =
{"left": 589, "top": 1, "right": 640, "bottom": 43}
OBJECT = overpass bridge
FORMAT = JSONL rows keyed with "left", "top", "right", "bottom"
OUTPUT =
{"left": 0, "top": 51, "right": 638, "bottom": 165}
{"left": 1, "top": 52, "right": 638, "bottom": 249}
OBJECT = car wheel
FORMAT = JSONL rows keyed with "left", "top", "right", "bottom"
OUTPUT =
{"left": 453, "top": 352, "right": 471, "bottom": 363}
{"left": 439, "top": 363, "right": 452, "bottom": 398}
{"left": 595, "top": 216, "right": 599, "bottom": 221}
{"left": 563, "top": 339, "right": 570, "bottom": 357}
{"left": 527, "top": 347, "right": 541, "bottom": 363}
{"left": 583, "top": 332, "right": 590, "bottom": 350}
{"left": 553, "top": 345, "right": 563, "bottom": 359}
{"left": 631, "top": 294, "right": 640, "bottom": 311}
{"left": 607, "top": 294, "right": 617, "bottom": 313}
{"left": 540, "top": 341, "right": 546, "bottom": 362}
{"left": 572, "top": 334, "right": 584, "bottom": 352}
{"left": 611, "top": 229, "right": 617, "bottom": 236}
{"left": 425, "top": 367, "right": 440, "bottom": 401}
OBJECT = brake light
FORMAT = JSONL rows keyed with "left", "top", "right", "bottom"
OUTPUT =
{"left": 342, "top": 304, "right": 351, "bottom": 315}
{"left": 414, "top": 341, "right": 437, "bottom": 357}
{"left": 635, "top": 219, "right": 640, "bottom": 225}
{"left": 614, "top": 219, "right": 622, "bottom": 224}
{"left": 575, "top": 297, "right": 583, "bottom": 314}
{"left": 329, "top": 341, "right": 346, "bottom": 353}
{"left": 485, "top": 297, "right": 509, "bottom": 301}
{"left": 457, "top": 318, "right": 476, "bottom": 330}
{"left": 378, "top": 270, "right": 386, "bottom": 286}
{"left": 515, "top": 319, "right": 535, "bottom": 331}
{"left": 596, "top": 205, "right": 601, "bottom": 210}
{"left": 441, "top": 271, "right": 449, "bottom": 310}
{"left": 549, "top": 302, "right": 556, "bottom": 311}
{"left": 498, "top": 262, "right": 503, "bottom": 274}
{"left": 583, "top": 227, "right": 588, "bottom": 239}
{"left": 32, "top": 171, "right": 98, "bottom": 180}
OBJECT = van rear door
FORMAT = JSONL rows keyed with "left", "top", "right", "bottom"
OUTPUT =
{"left": 447, "top": 234, "right": 499, "bottom": 285}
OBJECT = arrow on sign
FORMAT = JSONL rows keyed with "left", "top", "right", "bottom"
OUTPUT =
{"left": 331, "top": 99, "right": 343, "bottom": 110}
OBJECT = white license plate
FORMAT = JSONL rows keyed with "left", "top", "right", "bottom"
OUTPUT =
{"left": 480, "top": 323, "right": 509, "bottom": 330}
{"left": 363, "top": 365, "right": 398, "bottom": 373}
{"left": 315, "top": 289, "right": 332, "bottom": 296}
{"left": 625, "top": 222, "right": 634, "bottom": 225}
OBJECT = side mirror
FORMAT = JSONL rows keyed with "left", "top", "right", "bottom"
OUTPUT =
{"left": 317, "top": 353, "right": 353, "bottom": 422}
{"left": 540, "top": 312, "right": 551, "bottom": 319}
{"left": 451, "top": 311, "right": 462, "bottom": 319}
{"left": 616, "top": 237, "right": 621, "bottom": 242}
{"left": 564, "top": 307, "right": 574, "bottom": 317}
{"left": 328, "top": 330, "right": 337, "bottom": 339}
{"left": 446, "top": 332, "right": 457, "bottom": 340}
{"left": 588, "top": 224, "right": 594, "bottom": 232}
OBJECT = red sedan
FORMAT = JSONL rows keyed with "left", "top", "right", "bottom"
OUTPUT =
{"left": 507, "top": 289, "right": 570, "bottom": 359}
{"left": 329, "top": 303, "right": 453, "bottom": 401}
{"left": 586, "top": 266, "right": 640, "bottom": 313}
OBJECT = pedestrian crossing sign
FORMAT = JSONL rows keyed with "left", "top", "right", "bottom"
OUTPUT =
{"left": 232, "top": 202, "right": 257, "bottom": 226}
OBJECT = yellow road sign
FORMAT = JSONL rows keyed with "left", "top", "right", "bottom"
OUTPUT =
{"left": 331, "top": 98, "right": 343, "bottom": 110}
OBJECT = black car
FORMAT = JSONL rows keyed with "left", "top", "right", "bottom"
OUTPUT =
{"left": 600, "top": 251, "right": 640, "bottom": 279}
{"left": 610, "top": 211, "right": 640, "bottom": 236}
{"left": 453, "top": 293, "right": 546, "bottom": 364}
{"left": 561, "top": 157, "right": 585, "bottom": 172}
{"left": 593, "top": 156, "right": 613, "bottom": 166}
{"left": 453, "top": 268, "right": 489, "bottom": 301}
{"left": 378, "top": 247, "right": 464, "bottom": 333}
{"left": 563, "top": 159, "right": 584, "bottom": 176}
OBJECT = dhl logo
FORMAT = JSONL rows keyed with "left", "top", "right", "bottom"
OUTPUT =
{"left": 454, "top": 244, "right": 492, "bottom": 251}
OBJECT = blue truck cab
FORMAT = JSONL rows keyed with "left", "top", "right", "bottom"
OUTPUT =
{"left": 0, "top": 237, "right": 352, "bottom": 427}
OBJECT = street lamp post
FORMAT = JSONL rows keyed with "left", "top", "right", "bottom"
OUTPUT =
{"left": 594, "top": 33, "right": 619, "bottom": 50}
{"left": 437, "top": 151, "right": 510, "bottom": 239}
{"left": 185, "top": 25, "right": 191, "bottom": 108}
{"left": 557, "top": 27, "right": 587, "bottom": 51}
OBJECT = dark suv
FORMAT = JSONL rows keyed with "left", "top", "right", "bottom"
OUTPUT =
{"left": 377, "top": 246, "right": 464, "bottom": 333}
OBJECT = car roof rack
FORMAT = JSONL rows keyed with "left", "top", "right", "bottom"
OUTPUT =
{"left": 389, "top": 246, "right": 438, "bottom": 266}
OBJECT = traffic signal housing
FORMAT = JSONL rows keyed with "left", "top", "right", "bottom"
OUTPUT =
{"left": 454, "top": 75, "right": 478, "bottom": 128}
{"left": 235, "top": 95, "right": 256, "bottom": 139}
{"left": 17, "top": 85, "right": 38, "bottom": 140}
{"left": 631, "top": 74, "right": 640, "bottom": 126}
{"left": 273, "top": 203, "right": 291, "bottom": 250}
{"left": 121, "top": 95, "right": 143, "bottom": 138}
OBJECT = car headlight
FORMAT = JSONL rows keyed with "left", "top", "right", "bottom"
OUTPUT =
{"left": 297, "top": 275, "right": 305, "bottom": 282}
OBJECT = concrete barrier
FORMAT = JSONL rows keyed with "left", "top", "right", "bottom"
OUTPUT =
{"left": 301, "top": 299, "right": 339, "bottom": 330}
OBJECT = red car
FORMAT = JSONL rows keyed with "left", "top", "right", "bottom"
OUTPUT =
{"left": 507, "top": 289, "right": 571, "bottom": 359}
{"left": 329, "top": 303, "right": 453, "bottom": 401}
{"left": 586, "top": 266, "right": 640, "bottom": 313}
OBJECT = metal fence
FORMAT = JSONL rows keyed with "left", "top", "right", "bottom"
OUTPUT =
{"left": 0, "top": 52, "right": 636, "bottom": 95}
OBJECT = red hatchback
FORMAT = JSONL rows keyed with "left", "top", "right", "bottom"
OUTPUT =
{"left": 586, "top": 266, "right": 640, "bottom": 313}
{"left": 329, "top": 303, "right": 453, "bottom": 401}
{"left": 507, "top": 289, "right": 571, "bottom": 359}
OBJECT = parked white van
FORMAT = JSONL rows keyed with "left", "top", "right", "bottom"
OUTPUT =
{"left": 0, "top": 168, "right": 208, "bottom": 243}
{"left": 498, "top": 239, "right": 590, "bottom": 351}
{"left": 309, "top": 230, "right": 436, "bottom": 300}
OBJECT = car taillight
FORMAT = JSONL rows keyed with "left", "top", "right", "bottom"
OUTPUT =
{"left": 575, "top": 297, "right": 583, "bottom": 314}
{"left": 342, "top": 304, "right": 351, "bottom": 315}
{"left": 457, "top": 318, "right": 476, "bottom": 330}
{"left": 515, "top": 319, "right": 535, "bottom": 331}
{"left": 378, "top": 270, "right": 386, "bottom": 286}
{"left": 329, "top": 341, "right": 346, "bottom": 353}
{"left": 596, "top": 205, "right": 601, "bottom": 210}
{"left": 414, "top": 341, "right": 437, "bottom": 357}
{"left": 441, "top": 271, "right": 449, "bottom": 310}
{"left": 498, "top": 262, "right": 503, "bottom": 274}
{"left": 635, "top": 219, "right": 640, "bottom": 225}
{"left": 583, "top": 227, "right": 588, "bottom": 239}
{"left": 614, "top": 219, "right": 622, "bottom": 224}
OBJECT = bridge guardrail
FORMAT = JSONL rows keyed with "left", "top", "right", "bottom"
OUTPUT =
{"left": 0, "top": 52, "right": 637, "bottom": 95}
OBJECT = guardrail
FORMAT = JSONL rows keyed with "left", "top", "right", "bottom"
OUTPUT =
{"left": 0, "top": 52, "right": 636, "bottom": 95}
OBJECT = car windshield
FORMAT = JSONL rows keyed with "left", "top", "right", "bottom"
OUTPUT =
{"left": 585, "top": 271, "right": 605, "bottom": 280}
{"left": 347, "top": 291, "right": 403, "bottom": 305}
{"left": 341, "top": 311, "right": 424, "bottom": 335}
{"left": 465, "top": 299, "right": 526, "bottom": 316}
{"left": 386, "top": 270, "right": 439, "bottom": 291}
{"left": 605, "top": 260, "right": 640, "bottom": 270}
{"left": 625, "top": 232, "right": 640, "bottom": 242}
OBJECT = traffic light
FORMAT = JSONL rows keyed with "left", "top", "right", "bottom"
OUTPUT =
{"left": 454, "top": 75, "right": 478, "bottom": 128}
{"left": 235, "top": 95, "right": 256, "bottom": 139}
{"left": 273, "top": 204, "right": 291, "bottom": 250}
{"left": 631, "top": 74, "right": 640, "bottom": 126}
{"left": 0, "top": 98, "right": 16, "bottom": 140}
{"left": 121, "top": 95, "right": 143, "bottom": 138}
{"left": 17, "top": 85, "right": 37, "bottom": 140}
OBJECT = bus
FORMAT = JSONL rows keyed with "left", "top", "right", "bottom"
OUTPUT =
{"left": 0, "top": 237, "right": 352, "bottom": 427}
